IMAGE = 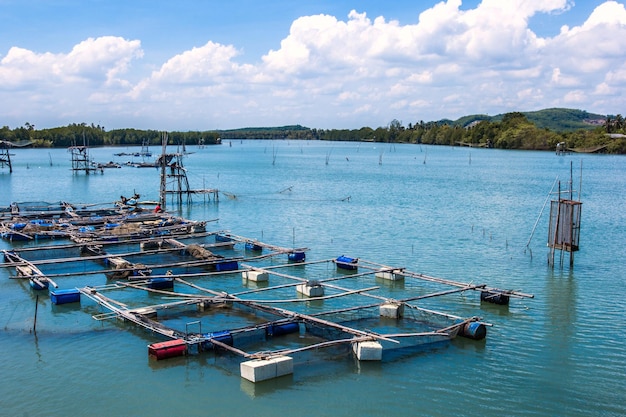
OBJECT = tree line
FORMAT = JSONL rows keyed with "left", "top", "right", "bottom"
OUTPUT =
{"left": 1, "top": 112, "right": 625, "bottom": 154}
{"left": 0, "top": 122, "right": 221, "bottom": 148}
{"left": 218, "top": 113, "right": 625, "bottom": 153}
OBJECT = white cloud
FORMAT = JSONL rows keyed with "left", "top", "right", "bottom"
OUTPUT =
{"left": 0, "top": 47, "right": 58, "bottom": 88}
{"left": 551, "top": 67, "right": 580, "bottom": 87}
{"left": 151, "top": 41, "right": 248, "bottom": 84}
{"left": 0, "top": 37, "right": 142, "bottom": 89}
{"left": 563, "top": 90, "right": 586, "bottom": 103}
{"left": 1, "top": 1, "right": 626, "bottom": 130}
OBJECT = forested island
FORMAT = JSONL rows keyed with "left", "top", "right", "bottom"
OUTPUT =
{"left": 1, "top": 108, "right": 625, "bottom": 154}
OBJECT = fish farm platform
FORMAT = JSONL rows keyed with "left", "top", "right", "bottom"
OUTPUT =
{"left": 1, "top": 201, "right": 533, "bottom": 383}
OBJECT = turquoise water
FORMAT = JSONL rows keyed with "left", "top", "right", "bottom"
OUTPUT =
{"left": 1, "top": 141, "right": 625, "bottom": 416}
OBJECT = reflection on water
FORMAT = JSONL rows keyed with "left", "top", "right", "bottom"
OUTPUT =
{"left": 544, "top": 267, "right": 577, "bottom": 378}
{"left": 240, "top": 374, "right": 295, "bottom": 398}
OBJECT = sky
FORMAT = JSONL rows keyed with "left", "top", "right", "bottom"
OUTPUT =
{"left": 0, "top": 0, "right": 625, "bottom": 131}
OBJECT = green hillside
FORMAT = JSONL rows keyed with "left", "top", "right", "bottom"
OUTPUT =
{"left": 452, "top": 108, "right": 606, "bottom": 132}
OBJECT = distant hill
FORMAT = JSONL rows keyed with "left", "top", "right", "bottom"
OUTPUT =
{"left": 450, "top": 108, "right": 606, "bottom": 132}
{"left": 214, "top": 110, "right": 606, "bottom": 136}
{"left": 218, "top": 125, "right": 309, "bottom": 133}
{"left": 216, "top": 125, "right": 311, "bottom": 140}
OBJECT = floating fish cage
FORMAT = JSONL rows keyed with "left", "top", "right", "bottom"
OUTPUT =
{"left": 1, "top": 200, "right": 534, "bottom": 383}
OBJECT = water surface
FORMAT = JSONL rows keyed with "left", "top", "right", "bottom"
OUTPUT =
{"left": 1, "top": 141, "right": 624, "bottom": 416}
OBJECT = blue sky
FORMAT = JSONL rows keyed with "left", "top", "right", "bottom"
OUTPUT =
{"left": 0, "top": 0, "right": 624, "bottom": 130}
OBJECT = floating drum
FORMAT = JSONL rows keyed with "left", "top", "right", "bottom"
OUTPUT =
{"left": 30, "top": 219, "right": 54, "bottom": 228}
{"left": 148, "top": 339, "right": 187, "bottom": 360}
{"left": 215, "top": 234, "right": 233, "bottom": 243}
{"left": 266, "top": 322, "right": 299, "bottom": 337}
{"left": 29, "top": 279, "right": 49, "bottom": 291}
{"left": 201, "top": 330, "right": 234, "bottom": 351}
{"left": 147, "top": 277, "right": 174, "bottom": 290}
{"left": 11, "top": 223, "right": 26, "bottom": 230}
{"left": 459, "top": 321, "right": 487, "bottom": 340}
{"left": 50, "top": 289, "right": 81, "bottom": 305}
{"left": 336, "top": 256, "right": 358, "bottom": 270}
{"left": 480, "top": 291, "right": 510, "bottom": 305}
{"left": 215, "top": 234, "right": 234, "bottom": 247}
{"left": 245, "top": 241, "right": 262, "bottom": 251}
{"left": 288, "top": 252, "right": 306, "bottom": 262}
{"left": 215, "top": 260, "right": 239, "bottom": 272}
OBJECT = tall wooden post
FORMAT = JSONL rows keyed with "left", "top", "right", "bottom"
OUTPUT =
{"left": 159, "top": 132, "right": 167, "bottom": 210}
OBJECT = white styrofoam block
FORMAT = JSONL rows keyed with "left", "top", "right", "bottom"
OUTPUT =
{"left": 296, "top": 283, "right": 324, "bottom": 297}
{"left": 380, "top": 302, "right": 404, "bottom": 318}
{"left": 240, "top": 356, "right": 294, "bottom": 382}
{"left": 352, "top": 341, "right": 383, "bottom": 361}
{"left": 242, "top": 270, "right": 269, "bottom": 282}
{"left": 375, "top": 269, "right": 405, "bottom": 281}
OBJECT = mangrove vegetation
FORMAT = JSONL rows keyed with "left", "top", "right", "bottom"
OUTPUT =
{"left": 1, "top": 108, "right": 625, "bottom": 154}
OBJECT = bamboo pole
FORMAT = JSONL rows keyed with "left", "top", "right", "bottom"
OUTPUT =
{"left": 197, "top": 337, "right": 251, "bottom": 358}
{"left": 33, "top": 295, "right": 39, "bottom": 333}
{"left": 268, "top": 336, "right": 373, "bottom": 357}
{"left": 398, "top": 285, "right": 485, "bottom": 303}
{"left": 232, "top": 286, "right": 380, "bottom": 304}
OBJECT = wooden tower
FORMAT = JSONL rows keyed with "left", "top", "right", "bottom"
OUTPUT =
{"left": 0, "top": 141, "right": 12, "bottom": 173}
{"left": 68, "top": 134, "right": 97, "bottom": 174}
{"left": 158, "top": 132, "right": 219, "bottom": 209}
{"left": 158, "top": 132, "right": 191, "bottom": 208}
{"left": 547, "top": 162, "right": 582, "bottom": 267}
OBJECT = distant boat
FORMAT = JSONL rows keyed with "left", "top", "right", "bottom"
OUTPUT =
{"left": 133, "top": 161, "right": 158, "bottom": 168}
{"left": 95, "top": 161, "right": 122, "bottom": 169}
